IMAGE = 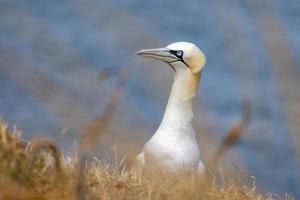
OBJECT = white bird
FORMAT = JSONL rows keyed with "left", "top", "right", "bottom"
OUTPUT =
{"left": 136, "top": 42, "right": 206, "bottom": 174}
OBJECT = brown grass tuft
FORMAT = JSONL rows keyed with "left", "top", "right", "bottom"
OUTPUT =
{"left": 206, "top": 100, "right": 252, "bottom": 171}
{"left": 0, "top": 119, "right": 292, "bottom": 200}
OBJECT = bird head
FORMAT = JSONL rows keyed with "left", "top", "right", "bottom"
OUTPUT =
{"left": 136, "top": 42, "right": 206, "bottom": 74}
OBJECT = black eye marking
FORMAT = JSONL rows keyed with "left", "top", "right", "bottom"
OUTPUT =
{"left": 170, "top": 50, "right": 183, "bottom": 59}
{"left": 169, "top": 50, "right": 189, "bottom": 68}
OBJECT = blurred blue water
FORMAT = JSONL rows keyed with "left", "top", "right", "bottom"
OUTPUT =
{"left": 0, "top": 0, "right": 299, "bottom": 197}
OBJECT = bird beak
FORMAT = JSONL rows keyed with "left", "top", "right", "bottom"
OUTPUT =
{"left": 136, "top": 48, "right": 178, "bottom": 63}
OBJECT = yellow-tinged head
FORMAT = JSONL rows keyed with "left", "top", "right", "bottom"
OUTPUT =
{"left": 137, "top": 41, "right": 206, "bottom": 74}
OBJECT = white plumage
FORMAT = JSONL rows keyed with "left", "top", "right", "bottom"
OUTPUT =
{"left": 136, "top": 42, "right": 206, "bottom": 174}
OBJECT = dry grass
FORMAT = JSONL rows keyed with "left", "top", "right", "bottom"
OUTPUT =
{"left": 0, "top": 119, "right": 293, "bottom": 200}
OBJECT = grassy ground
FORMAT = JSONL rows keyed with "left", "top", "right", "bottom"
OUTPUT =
{"left": 0, "top": 119, "right": 292, "bottom": 200}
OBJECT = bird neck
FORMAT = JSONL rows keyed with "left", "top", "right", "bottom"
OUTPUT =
{"left": 160, "top": 69, "right": 200, "bottom": 129}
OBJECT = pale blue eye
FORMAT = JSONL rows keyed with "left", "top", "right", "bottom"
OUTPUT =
{"left": 176, "top": 50, "right": 183, "bottom": 57}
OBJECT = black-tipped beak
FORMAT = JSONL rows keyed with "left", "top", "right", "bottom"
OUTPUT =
{"left": 136, "top": 48, "right": 178, "bottom": 63}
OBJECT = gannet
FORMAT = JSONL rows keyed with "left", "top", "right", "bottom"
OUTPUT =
{"left": 136, "top": 42, "right": 206, "bottom": 174}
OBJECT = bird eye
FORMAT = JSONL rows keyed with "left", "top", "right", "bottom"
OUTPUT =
{"left": 176, "top": 50, "right": 183, "bottom": 57}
